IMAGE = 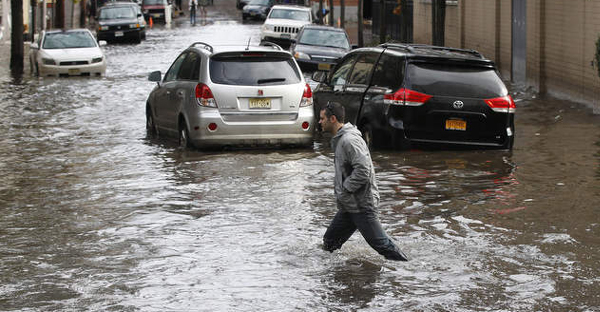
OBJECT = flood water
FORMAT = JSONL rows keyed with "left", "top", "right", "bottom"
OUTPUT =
{"left": 1, "top": 2, "right": 599, "bottom": 311}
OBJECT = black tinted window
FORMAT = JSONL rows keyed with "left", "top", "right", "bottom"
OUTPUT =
{"left": 371, "top": 54, "right": 404, "bottom": 90}
{"left": 406, "top": 62, "right": 506, "bottom": 98}
{"left": 210, "top": 55, "right": 301, "bottom": 85}
{"left": 164, "top": 52, "right": 188, "bottom": 82}
{"left": 178, "top": 52, "right": 201, "bottom": 81}
{"left": 347, "top": 53, "right": 378, "bottom": 85}
{"left": 330, "top": 55, "right": 357, "bottom": 87}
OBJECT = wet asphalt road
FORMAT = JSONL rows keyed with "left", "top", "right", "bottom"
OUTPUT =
{"left": 0, "top": 1, "right": 599, "bottom": 311}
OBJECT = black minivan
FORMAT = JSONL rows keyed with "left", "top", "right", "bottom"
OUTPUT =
{"left": 312, "top": 43, "right": 515, "bottom": 150}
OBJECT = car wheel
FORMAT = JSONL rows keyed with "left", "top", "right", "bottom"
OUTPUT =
{"left": 178, "top": 121, "right": 193, "bottom": 149}
{"left": 135, "top": 31, "right": 142, "bottom": 44}
{"left": 146, "top": 105, "right": 158, "bottom": 136}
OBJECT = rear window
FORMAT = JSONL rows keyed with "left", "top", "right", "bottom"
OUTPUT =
{"left": 406, "top": 62, "right": 506, "bottom": 98}
{"left": 209, "top": 55, "right": 301, "bottom": 86}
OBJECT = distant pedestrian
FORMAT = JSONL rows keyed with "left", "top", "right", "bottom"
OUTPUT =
{"left": 319, "top": 102, "right": 409, "bottom": 261}
{"left": 189, "top": 0, "right": 197, "bottom": 24}
{"left": 198, "top": 0, "right": 209, "bottom": 19}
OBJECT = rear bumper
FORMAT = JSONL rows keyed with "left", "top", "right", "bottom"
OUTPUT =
{"left": 98, "top": 29, "right": 141, "bottom": 41}
{"left": 187, "top": 107, "right": 315, "bottom": 148}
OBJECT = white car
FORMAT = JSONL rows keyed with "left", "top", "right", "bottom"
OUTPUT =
{"left": 29, "top": 29, "right": 107, "bottom": 77}
{"left": 260, "top": 5, "right": 313, "bottom": 46}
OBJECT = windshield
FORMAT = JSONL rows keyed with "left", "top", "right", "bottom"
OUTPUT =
{"left": 42, "top": 31, "right": 97, "bottom": 49}
{"left": 143, "top": 0, "right": 164, "bottom": 5}
{"left": 268, "top": 9, "right": 310, "bottom": 21}
{"left": 406, "top": 62, "right": 506, "bottom": 98}
{"left": 298, "top": 29, "right": 349, "bottom": 49}
{"left": 99, "top": 6, "right": 136, "bottom": 19}
{"left": 210, "top": 55, "right": 301, "bottom": 86}
{"left": 248, "top": 0, "right": 270, "bottom": 5}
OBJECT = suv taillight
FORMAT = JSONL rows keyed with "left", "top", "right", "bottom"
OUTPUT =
{"left": 300, "top": 83, "right": 313, "bottom": 107}
{"left": 485, "top": 95, "right": 515, "bottom": 113}
{"left": 195, "top": 83, "right": 217, "bottom": 108}
{"left": 383, "top": 88, "right": 432, "bottom": 106}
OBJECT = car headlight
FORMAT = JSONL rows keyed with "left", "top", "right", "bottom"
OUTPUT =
{"left": 294, "top": 51, "right": 310, "bottom": 60}
{"left": 262, "top": 24, "right": 274, "bottom": 31}
{"left": 130, "top": 24, "right": 140, "bottom": 28}
{"left": 92, "top": 57, "right": 103, "bottom": 63}
{"left": 42, "top": 58, "right": 55, "bottom": 65}
{"left": 99, "top": 25, "right": 109, "bottom": 31}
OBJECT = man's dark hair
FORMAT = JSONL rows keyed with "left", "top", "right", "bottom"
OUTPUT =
{"left": 322, "top": 101, "right": 345, "bottom": 123}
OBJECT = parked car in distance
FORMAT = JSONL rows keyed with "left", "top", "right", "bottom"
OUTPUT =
{"left": 312, "top": 43, "right": 515, "bottom": 150}
{"left": 260, "top": 5, "right": 313, "bottom": 47}
{"left": 242, "top": 0, "right": 275, "bottom": 20}
{"left": 290, "top": 25, "right": 351, "bottom": 71}
{"left": 146, "top": 42, "right": 314, "bottom": 149}
{"left": 236, "top": 0, "right": 251, "bottom": 9}
{"left": 29, "top": 29, "right": 106, "bottom": 77}
{"left": 141, "top": 0, "right": 173, "bottom": 23}
{"left": 97, "top": 2, "right": 145, "bottom": 43}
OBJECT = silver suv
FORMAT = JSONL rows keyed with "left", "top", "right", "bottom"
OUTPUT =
{"left": 146, "top": 42, "right": 315, "bottom": 149}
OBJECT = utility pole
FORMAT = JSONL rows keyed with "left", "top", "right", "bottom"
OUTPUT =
{"left": 10, "top": 0, "right": 24, "bottom": 76}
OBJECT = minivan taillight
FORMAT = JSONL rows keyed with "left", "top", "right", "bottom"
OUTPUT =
{"left": 383, "top": 88, "right": 432, "bottom": 106}
{"left": 300, "top": 83, "right": 313, "bottom": 107}
{"left": 485, "top": 95, "right": 515, "bottom": 113}
{"left": 195, "top": 83, "right": 217, "bottom": 108}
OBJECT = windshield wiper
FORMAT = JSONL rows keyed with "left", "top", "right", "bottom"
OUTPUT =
{"left": 257, "top": 78, "right": 286, "bottom": 84}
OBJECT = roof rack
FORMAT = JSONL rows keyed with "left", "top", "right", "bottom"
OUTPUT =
{"left": 379, "top": 43, "right": 484, "bottom": 59}
{"left": 259, "top": 41, "right": 284, "bottom": 51}
{"left": 189, "top": 42, "right": 213, "bottom": 53}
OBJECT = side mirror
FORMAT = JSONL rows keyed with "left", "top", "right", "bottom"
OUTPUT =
{"left": 137, "top": 13, "right": 143, "bottom": 17}
{"left": 30, "top": 43, "right": 39, "bottom": 50}
{"left": 312, "top": 71, "right": 327, "bottom": 83}
{"left": 148, "top": 70, "right": 162, "bottom": 82}
{"left": 351, "top": 44, "right": 358, "bottom": 49}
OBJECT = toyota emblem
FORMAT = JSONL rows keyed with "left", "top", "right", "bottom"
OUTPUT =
{"left": 452, "top": 100, "right": 464, "bottom": 109}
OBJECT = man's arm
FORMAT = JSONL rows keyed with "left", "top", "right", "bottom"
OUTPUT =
{"left": 341, "top": 138, "right": 371, "bottom": 193}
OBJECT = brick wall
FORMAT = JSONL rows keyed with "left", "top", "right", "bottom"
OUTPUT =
{"left": 411, "top": 0, "right": 600, "bottom": 111}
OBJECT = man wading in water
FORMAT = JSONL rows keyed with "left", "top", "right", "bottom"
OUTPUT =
{"left": 319, "top": 101, "right": 408, "bottom": 261}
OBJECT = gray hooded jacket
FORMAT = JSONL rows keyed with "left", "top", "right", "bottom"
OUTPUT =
{"left": 331, "top": 123, "right": 380, "bottom": 213}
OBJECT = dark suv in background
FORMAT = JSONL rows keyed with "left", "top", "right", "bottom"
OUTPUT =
{"left": 312, "top": 43, "right": 515, "bottom": 150}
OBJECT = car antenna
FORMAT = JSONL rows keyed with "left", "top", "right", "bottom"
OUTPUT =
{"left": 245, "top": 38, "right": 251, "bottom": 51}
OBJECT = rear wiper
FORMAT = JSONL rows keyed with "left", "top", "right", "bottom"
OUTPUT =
{"left": 257, "top": 78, "right": 286, "bottom": 84}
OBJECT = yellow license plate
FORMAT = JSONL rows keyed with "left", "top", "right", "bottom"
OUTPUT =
{"left": 445, "top": 119, "right": 466, "bottom": 131}
{"left": 68, "top": 68, "right": 80, "bottom": 75}
{"left": 317, "top": 63, "right": 331, "bottom": 71}
{"left": 249, "top": 98, "right": 271, "bottom": 109}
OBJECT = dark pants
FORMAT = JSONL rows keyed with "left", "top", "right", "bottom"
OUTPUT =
{"left": 190, "top": 8, "right": 196, "bottom": 24}
{"left": 323, "top": 209, "right": 408, "bottom": 261}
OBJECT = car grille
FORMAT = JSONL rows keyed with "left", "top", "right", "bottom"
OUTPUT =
{"left": 274, "top": 26, "right": 299, "bottom": 34}
{"left": 60, "top": 61, "right": 88, "bottom": 66}
{"left": 109, "top": 25, "right": 131, "bottom": 31}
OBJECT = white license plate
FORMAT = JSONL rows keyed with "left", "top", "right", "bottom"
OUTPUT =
{"left": 115, "top": 31, "right": 124, "bottom": 37}
{"left": 68, "top": 68, "right": 80, "bottom": 75}
{"left": 153, "top": 13, "right": 161, "bottom": 18}
{"left": 249, "top": 98, "right": 271, "bottom": 109}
